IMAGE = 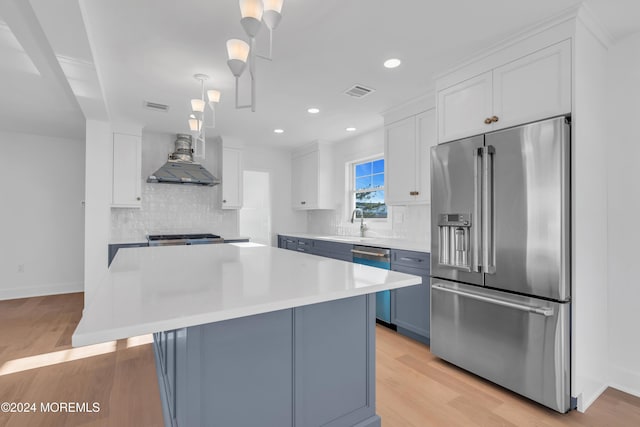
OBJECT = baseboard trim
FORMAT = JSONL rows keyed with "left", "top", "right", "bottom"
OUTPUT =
{"left": 609, "top": 365, "right": 640, "bottom": 399}
{"left": 0, "top": 282, "right": 83, "bottom": 301}
{"left": 577, "top": 382, "right": 609, "bottom": 412}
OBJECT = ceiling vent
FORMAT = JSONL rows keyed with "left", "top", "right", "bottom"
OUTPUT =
{"left": 144, "top": 101, "right": 170, "bottom": 112}
{"left": 344, "top": 84, "right": 375, "bottom": 98}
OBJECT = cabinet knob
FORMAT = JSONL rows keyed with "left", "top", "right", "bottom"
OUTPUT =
{"left": 491, "top": 116, "right": 499, "bottom": 123}
{"left": 136, "top": 197, "right": 141, "bottom": 201}
{"left": 223, "top": 200, "right": 227, "bottom": 203}
{"left": 484, "top": 118, "right": 492, "bottom": 125}
{"left": 301, "top": 201, "right": 306, "bottom": 205}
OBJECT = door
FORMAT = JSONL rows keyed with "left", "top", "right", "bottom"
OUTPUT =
{"left": 385, "top": 116, "right": 416, "bottom": 205}
{"left": 492, "top": 40, "right": 571, "bottom": 131}
{"left": 430, "top": 279, "right": 570, "bottom": 413}
{"left": 430, "top": 135, "right": 484, "bottom": 286}
{"left": 416, "top": 109, "right": 437, "bottom": 203}
{"left": 484, "top": 117, "right": 570, "bottom": 301}
{"left": 437, "top": 71, "right": 493, "bottom": 143}
{"left": 221, "top": 147, "right": 243, "bottom": 209}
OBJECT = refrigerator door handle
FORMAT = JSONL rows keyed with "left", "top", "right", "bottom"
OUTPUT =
{"left": 482, "top": 145, "right": 496, "bottom": 274}
{"left": 432, "top": 284, "right": 554, "bottom": 316}
{"left": 473, "top": 147, "right": 483, "bottom": 272}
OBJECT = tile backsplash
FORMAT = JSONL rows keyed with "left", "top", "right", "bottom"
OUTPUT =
{"left": 110, "top": 182, "right": 238, "bottom": 242}
{"left": 307, "top": 204, "right": 431, "bottom": 244}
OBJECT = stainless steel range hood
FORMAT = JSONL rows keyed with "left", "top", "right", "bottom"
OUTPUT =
{"left": 147, "top": 134, "right": 220, "bottom": 186}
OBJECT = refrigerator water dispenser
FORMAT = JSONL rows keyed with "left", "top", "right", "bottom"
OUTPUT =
{"left": 438, "top": 213, "right": 471, "bottom": 270}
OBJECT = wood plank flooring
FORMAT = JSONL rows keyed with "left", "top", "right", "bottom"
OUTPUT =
{"left": 1, "top": 293, "right": 639, "bottom": 426}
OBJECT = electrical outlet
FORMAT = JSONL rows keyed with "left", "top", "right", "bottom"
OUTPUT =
{"left": 18, "top": 264, "right": 24, "bottom": 273}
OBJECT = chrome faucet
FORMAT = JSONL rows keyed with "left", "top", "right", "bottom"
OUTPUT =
{"left": 350, "top": 208, "right": 368, "bottom": 237}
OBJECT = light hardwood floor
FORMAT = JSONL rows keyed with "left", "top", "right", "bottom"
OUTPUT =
{"left": 1, "top": 293, "right": 638, "bottom": 426}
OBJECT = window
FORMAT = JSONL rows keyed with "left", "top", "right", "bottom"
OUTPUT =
{"left": 353, "top": 158, "right": 387, "bottom": 218}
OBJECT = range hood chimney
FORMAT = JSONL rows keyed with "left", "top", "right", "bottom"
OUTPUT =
{"left": 147, "top": 134, "right": 220, "bottom": 186}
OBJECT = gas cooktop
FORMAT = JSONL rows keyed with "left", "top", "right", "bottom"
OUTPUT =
{"left": 147, "top": 233, "right": 224, "bottom": 246}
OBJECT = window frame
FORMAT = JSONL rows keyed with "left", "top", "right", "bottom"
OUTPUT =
{"left": 349, "top": 155, "right": 389, "bottom": 222}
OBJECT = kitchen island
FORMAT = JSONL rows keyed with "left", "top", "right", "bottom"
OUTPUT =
{"left": 72, "top": 243, "right": 421, "bottom": 427}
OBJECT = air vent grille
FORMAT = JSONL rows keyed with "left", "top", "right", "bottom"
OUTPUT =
{"left": 344, "top": 84, "right": 375, "bottom": 98}
{"left": 144, "top": 101, "right": 170, "bottom": 112}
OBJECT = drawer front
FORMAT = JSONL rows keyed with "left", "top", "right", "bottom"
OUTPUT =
{"left": 431, "top": 279, "right": 570, "bottom": 412}
{"left": 391, "top": 250, "right": 430, "bottom": 273}
{"left": 313, "top": 240, "right": 353, "bottom": 259}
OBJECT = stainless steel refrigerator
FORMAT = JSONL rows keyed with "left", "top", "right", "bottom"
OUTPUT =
{"left": 430, "top": 116, "right": 571, "bottom": 413}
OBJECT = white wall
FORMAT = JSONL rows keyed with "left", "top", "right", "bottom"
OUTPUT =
{"left": 243, "top": 145, "right": 307, "bottom": 246}
{"left": 572, "top": 15, "right": 610, "bottom": 411}
{"left": 606, "top": 31, "right": 640, "bottom": 398}
{"left": 110, "top": 131, "right": 237, "bottom": 241}
{"left": 84, "top": 120, "right": 112, "bottom": 305}
{"left": 0, "top": 130, "right": 85, "bottom": 300}
{"left": 307, "top": 127, "right": 430, "bottom": 244}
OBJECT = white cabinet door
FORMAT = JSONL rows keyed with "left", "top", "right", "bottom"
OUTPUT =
{"left": 292, "top": 150, "right": 318, "bottom": 210}
{"left": 385, "top": 116, "right": 416, "bottom": 205}
{"left": 438, "top": 71, "right": 493, "bottom": 143}
{"left": 385, "top": 109, "right": 436, "bottom": 205}
{"left": 112, "top": 133, "right": 141, "bottom": 208}
{"left": 493, "top": 40, "right": 571, "bottom": 131}
{"left": 415, "top": 109, "right": 437, "bottom": 204}
{"left": 222, "top": 147, "right": 243, "bottom": 209}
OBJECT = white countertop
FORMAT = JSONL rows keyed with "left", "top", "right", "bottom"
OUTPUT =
{"left": 72, "top": 244, "right": 421, "bottom": 347}
{"left": 279, "top": 233, "right": 430, "bottom": 253}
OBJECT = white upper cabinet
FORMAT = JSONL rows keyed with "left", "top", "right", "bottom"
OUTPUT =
{"left": 437, "top": 40, "right": 571, "bottom": 143}
{"left": 291, "top": 142, "right": 332, "bottom": 210}
{"left": 112, "top": 132, "right": 141, "bottom": 208}
{"left": 492, "top": 40, "right": 571, "bottom": 130}
{"left": 221, "top": 146, "right": 243, "bottom": 209}
{"left": 438, "top": 72, "right": 493, "bottom": 143}
{"left": 385, "top": 109, "right": 436, "bottom": 205}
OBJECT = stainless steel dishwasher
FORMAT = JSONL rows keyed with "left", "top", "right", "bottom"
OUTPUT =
{"left": 351, "top": 246, "right": 392, "bottom": 324}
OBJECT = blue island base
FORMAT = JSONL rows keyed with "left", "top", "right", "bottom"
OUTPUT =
{"left": 153, "top": 294, "right": 380, "bottom": 427}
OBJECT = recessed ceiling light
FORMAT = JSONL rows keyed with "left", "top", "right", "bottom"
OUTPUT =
{"left": 274, "top": 129, "right": 284, "bottom": 134}
{"left": 307, "top": 107, "right": 320, "bottom": 114}
{"left": 383, "top": 58, "right": 402, "bottom": 69}
{"left": 346, "top": 127, "right": 356, "bottom": 132}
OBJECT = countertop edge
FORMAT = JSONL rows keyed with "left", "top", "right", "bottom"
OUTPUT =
{"left": 72, "top": 274, "right": 421, "bottom": 347}
{"left": 278, "top": 232, "right": 430, "bottom": 253}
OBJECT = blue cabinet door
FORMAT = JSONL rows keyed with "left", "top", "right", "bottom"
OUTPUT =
{"left": 391, "top": 250, "right": 431, "bottom": 344}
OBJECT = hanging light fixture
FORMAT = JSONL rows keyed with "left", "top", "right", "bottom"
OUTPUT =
{"left": 227, "top": 0, "right": 284, "bottom": 112}
{"left": 188, "top": 73, "right": 221, "bottom": 158}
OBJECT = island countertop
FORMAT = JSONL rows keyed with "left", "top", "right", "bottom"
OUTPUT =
{"left": 72, "top": 243, "right": 422, "bottom": 347}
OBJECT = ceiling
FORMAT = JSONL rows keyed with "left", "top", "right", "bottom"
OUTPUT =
{"left": 1, "top": 0, "right": 639, "bottom": 147}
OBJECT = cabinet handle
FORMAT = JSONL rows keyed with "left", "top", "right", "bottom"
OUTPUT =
{"left": 409, "top": 191, "right": 419, "bottom": 196}
{"left": 484, "top": 118, "right": 492, "bottom": 125}
{"left": 491, "top": 116, "right": 499, "bottom": 123}
{"left": 400, "top": 257, "right": 423, "bottom": 263}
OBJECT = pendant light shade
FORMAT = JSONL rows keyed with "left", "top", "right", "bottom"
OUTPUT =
{"left": 226, "top": 39, "right": 250, "bottom": 62}
{"left": 227, "top": 39, "right": 250, "bottom": 77}
{"left": 264, "top": 0, "right": 284, "bottom": 13}
{"left": 239, "top": 0, "right": 263, "bottom": 20}
{"left": 191, "top": 99, "right": 206, "bottom": 112}
{"left": 188, "top": 118, "right": 202, "bottom": 132}
{"left": 207, "top": 90, "right": 221, "bottom": 103}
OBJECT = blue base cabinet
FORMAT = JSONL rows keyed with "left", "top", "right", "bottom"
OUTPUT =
{"left": 390, "top": 250, "right": 431, "bottom": 345}
{"left": 154, "top": 295, "right": 380, "bottom": 427}
{"left": 277, "top": 235, "right": 431, "bottom": 345}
